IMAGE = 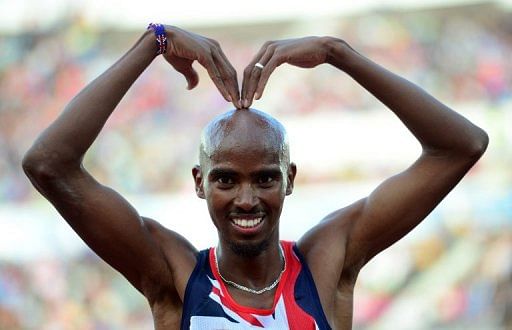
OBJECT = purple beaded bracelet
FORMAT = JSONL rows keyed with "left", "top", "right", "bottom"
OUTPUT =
{"left": 147, "top": 23, "right": 168, "bottom": 55}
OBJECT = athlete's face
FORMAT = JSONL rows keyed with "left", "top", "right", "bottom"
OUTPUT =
{"left": 193, "top": 126, "right": 296, "bottom": 257}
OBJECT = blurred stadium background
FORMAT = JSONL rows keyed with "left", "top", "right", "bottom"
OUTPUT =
{"left": 1, "top": 0, "right": 511, "bottom": 329}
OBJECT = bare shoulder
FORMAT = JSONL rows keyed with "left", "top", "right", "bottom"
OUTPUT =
{"left": 142, "top": 217, "right": 198, "bottom": 301}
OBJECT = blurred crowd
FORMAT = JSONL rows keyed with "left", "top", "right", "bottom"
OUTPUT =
{"left": 0, "top": 253, "right": 152, "bottom": 329}
{"left": 1, "top": 2, "right": 511, "bottom": 329}
{"left": 353, "top": 224, "right": 512, "bottom": 329}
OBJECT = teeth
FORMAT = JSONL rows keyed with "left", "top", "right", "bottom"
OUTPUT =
{"left": 233, "top": 217, "right": 262, "bottom": 228}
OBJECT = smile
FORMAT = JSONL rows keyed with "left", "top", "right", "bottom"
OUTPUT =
{"left": 231, "top": 217, "right": 263, "bottom": 228}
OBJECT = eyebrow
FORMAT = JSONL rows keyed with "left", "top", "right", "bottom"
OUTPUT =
{"left": 255, "top": 168, "right": 283, "bottom": 178}
{"left": 208, "top": 168, "right": 238, "bottom": 179}
{"left": 208, "top": 167, "right": 283, "bottom": 179}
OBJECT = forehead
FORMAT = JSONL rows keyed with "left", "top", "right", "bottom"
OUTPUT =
{"left": 209, "top": 129, "right": 284, "bottom": 166}
{"left": 200, "top": 109, "right": 289, "bottom": 171}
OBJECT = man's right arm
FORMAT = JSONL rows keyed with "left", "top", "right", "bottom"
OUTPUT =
{"left": 22, "top": 26, "right": 239, "bottom": 302}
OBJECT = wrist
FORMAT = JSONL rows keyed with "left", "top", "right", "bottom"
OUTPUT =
{"left": 147, "top": 23, "right": 168, "bottom": 55}
{"left": 323, "top": 37, "right": 356, "bottom": 70}
{"left": 138, "top": 30, "right": 160, "bottom": 60}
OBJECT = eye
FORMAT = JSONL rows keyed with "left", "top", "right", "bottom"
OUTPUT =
{"left": 216, "top": 176, "right": 234, "bottom": 187}
{"left": 257, "top": 176, "right": 275, "bottom": 187}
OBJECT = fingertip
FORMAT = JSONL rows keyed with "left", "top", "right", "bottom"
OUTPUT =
{"left": 186, "top": 74, "right": 199, "bottom": 90}
{"left": 187, "top": 81, "right": 197, "bottom": 90}
{"left": 232, "top": 98, "right": 241, "bottom": 109}
{"left": 219, "top": 89, "right": 231, "bottom": 102}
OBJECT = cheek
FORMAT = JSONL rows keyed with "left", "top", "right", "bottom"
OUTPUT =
{"left": 262, "top": 187, "right": 286, "bottom": 208}
{"left": 275, "top": 181, "right": 288, "bottom": 198}
{"left": 206, "top": 189, "right": 232, "bottom": 213}
{"left": 205, "top": 195, "right": 223, "bottom": 230}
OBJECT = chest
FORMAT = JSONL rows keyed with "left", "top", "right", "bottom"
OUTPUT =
{"left": 181, "top": 246, "right": 333, "bottom": 329}
{"left": 227, "top": 287, "right": 277, "bottom": 309}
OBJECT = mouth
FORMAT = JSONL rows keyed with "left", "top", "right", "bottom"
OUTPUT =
{"left": 232, "top": 217, "right": 263, "bottom": 228}
{"left": 230, "top": 215, "right": 265, "bottom": 234}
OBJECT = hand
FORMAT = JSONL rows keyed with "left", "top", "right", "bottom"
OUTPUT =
{"left": 163, "top": 26, "right": 241, "bottom": 108}
{"left": 241, "top": 36, "right": 330, "bottom": 108}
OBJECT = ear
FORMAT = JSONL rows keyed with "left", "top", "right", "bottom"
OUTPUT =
{"left": 192, "top": 165, "right": 205, "bottom": 199}
{"left": 285, "top": 163, "right": 297, "bottom": 195}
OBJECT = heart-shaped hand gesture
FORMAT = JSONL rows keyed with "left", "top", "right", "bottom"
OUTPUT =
{"left": 163, "top": 25, "right": 241, "bottom": 108}
{"left": 241, "top": 37, "right": 331, "bottom": 108}
{"left": 164, "top": 26, "right": 331, "bottom": 109}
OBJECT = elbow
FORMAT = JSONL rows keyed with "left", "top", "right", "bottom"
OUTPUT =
{"left": 23, "top": 147, "right": 83, "bottom": 201}
{"left": 451, "top": 127, "right": 489, "bottom": 166}
{"left": 22, "top": 135, "right": 83, "bottom": 176}
{"left": 22, "top": 156, "right": 50, "bottom": 184}
{"left": 466, "top": 128, "right": 489, "bottom": 160}
{"left": 424, "top": 127, "right": 489, "bottom": 162}
{"left": 22, "top": 148, "right": 61, "bottom": 184}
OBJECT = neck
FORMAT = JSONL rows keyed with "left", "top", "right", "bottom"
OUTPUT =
{"left": 216, "top": 240, "right": 284, "bottom": 289}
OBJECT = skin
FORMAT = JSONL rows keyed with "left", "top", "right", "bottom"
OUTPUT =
{"left": 196, "top": 108, "right": 292, "bottom": 255}
{"left": 193, "top": 108, "right": 296, "bottom": 308}
{"left": 22, "top": 26, "right": 488, "bottom": 329}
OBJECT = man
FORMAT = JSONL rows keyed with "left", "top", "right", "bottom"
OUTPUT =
{"left": 22, "top": 24, "right": 488, "bottom": 329}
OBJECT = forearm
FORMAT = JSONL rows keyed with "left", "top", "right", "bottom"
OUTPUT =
{"left": 24, "top": 30, "right": 156, "bottom": 168}
{"left": 325, "top": 38, "right": 488, "bottom": 155}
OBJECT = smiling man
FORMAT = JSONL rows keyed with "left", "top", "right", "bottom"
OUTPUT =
{"left": 196, "top": 109, "right": 293, "bottom": 257}
{"left": 22, "top": 24, "right": 488, "bottom": 329}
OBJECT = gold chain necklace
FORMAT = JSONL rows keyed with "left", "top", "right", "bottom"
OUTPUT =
{"left": 213, "top": 244, "right": 286, "bottom": 295}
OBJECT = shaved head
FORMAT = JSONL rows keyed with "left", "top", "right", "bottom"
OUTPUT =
{"left": 194, "top": 109, "right": 296, "bottom": 258}
{"left": 199, "top": 108, "right": 290, "bottom": 170}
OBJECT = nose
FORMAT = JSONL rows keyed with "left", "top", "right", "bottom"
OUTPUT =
{"left": 233, "top": 184, "right": 258, "bottom": 211}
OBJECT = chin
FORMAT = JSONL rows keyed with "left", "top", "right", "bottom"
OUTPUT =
{"left": 228, "top": 238, "right": 270, "bottom": 258}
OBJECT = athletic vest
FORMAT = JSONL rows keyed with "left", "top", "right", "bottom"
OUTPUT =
{"left": 180, "top": 241, "right": 331, "bottom": 329}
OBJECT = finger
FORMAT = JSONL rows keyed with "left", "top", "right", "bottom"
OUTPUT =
{"left": 183, "top": 66, "right": 199, "bottom": 90}
{"left": 242, "top": 42, "right": 272, "bottom": 107}
{"left": 199, "top": 55, "right": 231, "bottom": 102}
{"left": 254, "top": 56, "right": 282, "bottom": 100}
{"left": 212, "top": 48, "right": 241, "bottom": 108}
{"left": 176, "top": 62, "right": 199, "bottom": 90}
{"left": 243, "top": 63, "right": 263, "bottom": 108}
{"left": 167, "top": 57, "right": 199, "bottom": 90}
{"left": 244, "top": 47, "right": 276, "bottom": 107}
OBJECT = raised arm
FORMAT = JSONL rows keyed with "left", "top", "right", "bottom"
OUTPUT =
{"left": 322, "top": 38, "right": 488, "bottom": 268}
{"left": 241, "top": 37, "right": 488, "bottom": 275}
{"left": 22, "top": 26, "right": 240, "bottom": 302}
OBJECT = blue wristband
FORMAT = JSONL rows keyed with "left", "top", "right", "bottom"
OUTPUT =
{"left": 147, "top": 23, "right": 168, "bottom": 55}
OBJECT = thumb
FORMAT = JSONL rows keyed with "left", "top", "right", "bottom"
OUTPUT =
{"left": 166, "top": 56, "right": 199, "bottom": 90}
{"left": 182, "top": 66, "right": 199, "bottom": 90}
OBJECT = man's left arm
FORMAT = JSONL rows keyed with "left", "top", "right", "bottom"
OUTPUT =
{"left": 324, "top": 39, "right": 488, "bottom": 269}
{"left": 241, "top": 36, "right": 488, "bottom": 272}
